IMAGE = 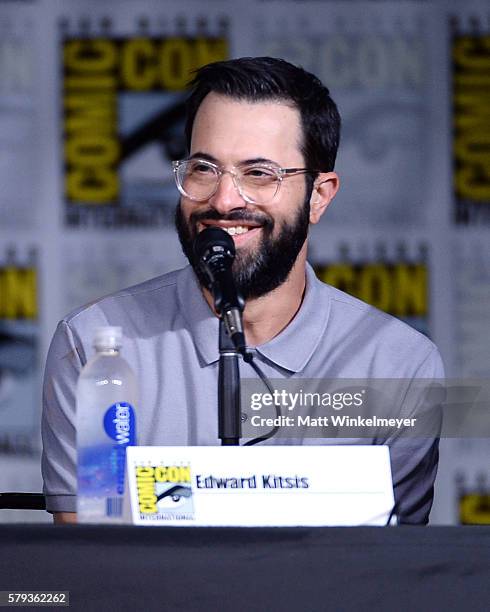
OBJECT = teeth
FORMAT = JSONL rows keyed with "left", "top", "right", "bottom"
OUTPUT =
{"left": 224, "top": 226, "right": 249, "bottom": 236}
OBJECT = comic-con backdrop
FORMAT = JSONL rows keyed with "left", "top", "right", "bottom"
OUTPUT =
{"left": 0, "top": 0, "right": 488, "bottom": 524}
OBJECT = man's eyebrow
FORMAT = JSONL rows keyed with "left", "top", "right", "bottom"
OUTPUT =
{"left": 189, "top": 152, "right": 218, "bottom": 163}
{"left": 239, "top": 157, "right": 279, "bottom": 166}
{"left": 188, "top": 153, "right": 279, "bottom": 166}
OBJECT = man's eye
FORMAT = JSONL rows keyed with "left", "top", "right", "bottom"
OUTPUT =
{"left": 191, "top": 163, "right": 214, "bottom": 174}
{"left": 243, "top": 167, "right": 276, "bottom": 179}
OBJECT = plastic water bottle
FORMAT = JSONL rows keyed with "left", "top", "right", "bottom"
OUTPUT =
{"left": 76, "top": 326, "right": 137, "bottom": 523}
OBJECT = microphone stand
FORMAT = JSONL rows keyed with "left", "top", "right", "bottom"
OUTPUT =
{"left": 194, "top": 227, "right": 244, "bottom": 446}
{"left": 218, "top": 318, "right": 241, "bottom": 445}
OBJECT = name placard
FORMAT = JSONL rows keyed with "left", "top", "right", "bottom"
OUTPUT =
{"left": 124, "top": 445, "right": 394, "bottom": 526}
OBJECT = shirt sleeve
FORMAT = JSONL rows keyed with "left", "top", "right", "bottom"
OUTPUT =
{"left": 41, "top": 320, "right": 85, "bottom": 513}
{"left": 389, "top": 345, "right": 445, "bottom": 525}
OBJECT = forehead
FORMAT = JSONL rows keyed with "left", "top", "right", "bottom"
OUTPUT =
{"left": 190, "top": 92, "right": 304, "bottom": 165}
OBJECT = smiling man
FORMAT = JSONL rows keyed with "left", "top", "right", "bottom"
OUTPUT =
{"left": 42, "top": 57, "right": 443, "bottom": 525}
{"left": 174, "top": 80, "right": 339, "bottom": 346}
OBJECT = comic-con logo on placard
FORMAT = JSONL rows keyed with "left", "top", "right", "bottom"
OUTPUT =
{"left": 136, "top": 464, "right": 194, "bottom": 520}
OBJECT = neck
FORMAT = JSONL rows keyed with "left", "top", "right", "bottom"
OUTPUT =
{"left": 202, "top": 246, "right": 308, "bottom": 347}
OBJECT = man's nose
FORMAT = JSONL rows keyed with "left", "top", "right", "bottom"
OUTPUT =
{"left": 208, "top": 171, "right": 247, "bottom": 214}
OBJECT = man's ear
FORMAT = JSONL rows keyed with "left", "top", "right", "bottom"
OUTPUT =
{"left": 309, "top": 172, "right": 340, "bottom": 224}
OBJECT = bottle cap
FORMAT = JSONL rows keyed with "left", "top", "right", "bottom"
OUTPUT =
{"left": 93, "top": 326, "right": 122, "bottom": 350}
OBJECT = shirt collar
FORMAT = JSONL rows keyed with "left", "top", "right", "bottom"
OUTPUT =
{"left": 177, "top": 263, "right": 331, "bottom": 373}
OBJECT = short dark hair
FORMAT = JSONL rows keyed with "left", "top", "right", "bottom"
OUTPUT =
{"left": 184, "top": 56, "right": 341, "bottom": 172}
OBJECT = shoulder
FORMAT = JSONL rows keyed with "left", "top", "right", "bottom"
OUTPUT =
{"left": 310, "top": 270, "right": 443, "bottom": 376}
{"left": 65, "top": 267, "right": 184, "bottom": 325}
{"left": 61, "top": 267, "right": 190, "bottom": 342}
{"left": 51, "top": 267, "right": 190, "bottom": 363}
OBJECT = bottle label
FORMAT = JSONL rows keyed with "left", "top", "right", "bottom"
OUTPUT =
{"left": 78, "top": 402, "right": 137, "bottom": 508}
{"left": 103, "top": 402, "right": 136, "bottom": 446}
{"left": 103, "top": 402, "right": 136, "bottom": 496}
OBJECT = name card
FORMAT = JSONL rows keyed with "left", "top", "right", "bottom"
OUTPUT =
{"left": 124, "top": 445, "right": 394, "bottom": 526}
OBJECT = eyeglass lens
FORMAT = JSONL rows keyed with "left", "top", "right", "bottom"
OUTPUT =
{"left": 176, "top": 160, "right": 280, "bottom": 204}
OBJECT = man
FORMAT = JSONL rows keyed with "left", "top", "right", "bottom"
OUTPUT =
{"left": 42, "top": 57, "right": 443, "bottom": 524}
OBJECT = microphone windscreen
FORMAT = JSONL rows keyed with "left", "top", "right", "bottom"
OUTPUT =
{"left": 194, "top": 227, "right": 235, "bottom": 262}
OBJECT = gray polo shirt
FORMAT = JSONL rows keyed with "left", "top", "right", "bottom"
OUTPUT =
{"left": 42, "top": 264, "right": 444, "bottom": 523}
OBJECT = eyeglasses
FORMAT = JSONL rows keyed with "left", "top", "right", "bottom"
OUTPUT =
{"left": 172, "top": 158, "right": 319, "bottom": 205}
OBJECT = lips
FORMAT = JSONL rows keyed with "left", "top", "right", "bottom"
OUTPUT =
{"left": 200, "top": 220, "right": 262, "bottom": 237}
{"left": 189, "top": 208, "right": 273, "bottom": 246}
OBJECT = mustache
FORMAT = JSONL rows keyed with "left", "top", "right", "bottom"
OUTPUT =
{"left": 189, "top": 208, "right": 274, "bottom": 230}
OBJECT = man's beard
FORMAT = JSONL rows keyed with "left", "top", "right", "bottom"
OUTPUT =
{"left": 174, "top": 198, "right": 310, "bottom": 301}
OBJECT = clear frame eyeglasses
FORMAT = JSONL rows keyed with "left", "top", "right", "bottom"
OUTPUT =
{"left": 172, "top": 158, "right": 319, "bottom": 205}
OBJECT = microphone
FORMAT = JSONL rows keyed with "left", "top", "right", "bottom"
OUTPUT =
{"left": 194, "top": 227, "right": 247, "bottom": 354}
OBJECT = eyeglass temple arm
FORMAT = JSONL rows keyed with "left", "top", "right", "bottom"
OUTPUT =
{"left": 282, "top": 168, "right": 321, "bottom": 176}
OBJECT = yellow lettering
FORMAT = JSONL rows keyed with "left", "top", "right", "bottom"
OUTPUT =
{"left": 453, "top": 37, "right": 490, "bottom": 70}
{"left": 154, "top": 467, "right": 167, "bottom": 482}
{"left": 194, "top": 37, "right": 229, "bottom": 67}
{"left": 454, "top": 74, "right": 490, "bottom": 88}
{"left": 459, "top": 494, "right": 490, "bottom": 525}
{"left": 455, "top": 166, "right": 490, "bottom": 201}
{"left": 454, "top": 131, "right": 490, "bottom": 165}
{"left": 66, "top": 167, "right": 119, "bottom": 202}
{"left": 63, "top": 38, "right": 118, "bottom": 204}
{"left": 154, "top": 465, "right": 191, "bottom": 483}
{"left": 315, "top": 264, "right": 355, "bottom": 294}
{"left": 136, "top": 467, "right": 157, "bottom": 514}
{"left": 179, "top": 466, "right": 191, "bottom": 483}
{"left": 357, "top": 265, "right": 392, "bottom": 312}
{"left": 393, "top": 264, "right": 427, "bottom": 316}
{"left": 120, "top": 38, "right": 157, "bottom": 90}
{"left": 136, "top": 467, "right": 154, "bottom": 478}
{"left": 65, "top": 75, "right": 116, "bottom": 89}
{"left": 454, "top": 92, "right": 490, "bottom": 120}
{"left": 0, "top": 267, "right": 37, "bottom": 320}
{"left": 65, "top": 135, "right": 119, "bottom": 166}
{"left": 159, "top": 38, "right": 192, "bottom": 90}
{"left": 453, "top": 35, "right": 490, "bottom": 203}
{"left": 64, "top": 94, "right": 115, "bottom": 131}
{"left": 64, "top": 39, "right": 117, "bottom": 72}
{"left": 316, "top": 261, "right": 428, "bottom": 317}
